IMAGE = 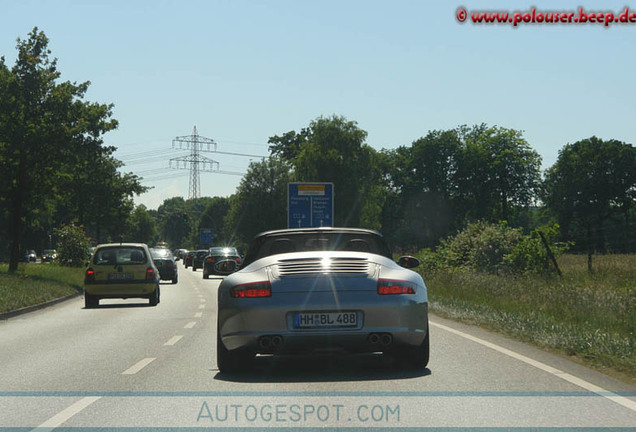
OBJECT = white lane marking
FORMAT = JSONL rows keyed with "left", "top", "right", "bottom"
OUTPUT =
{"left": 164, "top": 335, "right": 184, "bottom": 346}
{"left": 121, "top": 357, "right": 156, "bottom": 375}
{"left": 34, "top": 396, "right": 101, "bottom": 430}
{"left": 198, "top": 304, "right": 205, "bottom": 309}
{"left": 194, "top": 312, "right": 203, "bottom": 318}
{"left": 430, "top": 321, "right": 636, "bottom": 412}
{"left": 200, "top": 298, "right": 206, "bottom": 303}
{"left": 184, "top": 321, "right": 197, "bottom": 329}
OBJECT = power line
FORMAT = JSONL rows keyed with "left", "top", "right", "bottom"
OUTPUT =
{"left": 170, "top": 126, "right": 220, "bottom": 200}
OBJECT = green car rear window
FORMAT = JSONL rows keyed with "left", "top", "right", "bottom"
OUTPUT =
{"left": 94, "top": 247, "right": 147, "bottom": 265}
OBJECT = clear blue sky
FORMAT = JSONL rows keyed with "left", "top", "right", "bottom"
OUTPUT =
{"left": 3, "top": 0, "right": 635, "bottom": 209}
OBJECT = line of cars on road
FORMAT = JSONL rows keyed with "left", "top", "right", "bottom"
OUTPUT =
{"left": 81, "top": 228, "right": 430, "bottom": 373}
{"left": 181, "top": 247, "right": 242, "bottom": 278}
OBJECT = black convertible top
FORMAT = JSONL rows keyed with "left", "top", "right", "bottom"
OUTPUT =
{"left": 242, "top": 227, "right": 392, "bottom": 266}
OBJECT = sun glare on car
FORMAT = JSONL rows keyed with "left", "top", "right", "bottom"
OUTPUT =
{"left": 321, "top": 257, "right": 331, "bottom": 270}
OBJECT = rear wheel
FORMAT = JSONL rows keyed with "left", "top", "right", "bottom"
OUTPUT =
{"left": 217, "top": 328, "right": 253, "bottom": 373}
{"left": 84, "top": 293, "right": 98, "bottom": 309}
{"left": 203, "top": 269, "right": 209, "bottom": 279}
{"left": 391, "top": 324, "right": 430, "bottom": 369}
{"left": 172, "top": 276, "right": 178, "bottom": 284}
{"left": 149, "top": 286, "right": 160, "bottom": 306}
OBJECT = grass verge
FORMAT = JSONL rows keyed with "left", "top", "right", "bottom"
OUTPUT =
{"left": 0, "top": 264, "right": 83, "bottom": 314}
{"left": 421, "top": 254, "right": 636, "bottom": 385}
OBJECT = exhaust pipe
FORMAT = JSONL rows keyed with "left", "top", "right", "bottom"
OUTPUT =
{"left": 271, "top": 335, "right": 283, "bottom": 347}
{"left": 258, "top": 336, "right": 272, "bottom": 349}
{"left": 368, "top": 333, "right": 380, "bottom": 344}
{"left": 380, "top": 333, "right": 393, "bottom": 346}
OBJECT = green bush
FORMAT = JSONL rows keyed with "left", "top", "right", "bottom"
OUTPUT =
{"left": 54, "top": 224, "right": 91, "bottom": 267}
{"left": 502, "top": 224, "right": 570, "bottom": 274}
{"left": 427, "top": 221, "right": 568, "bottom": 275}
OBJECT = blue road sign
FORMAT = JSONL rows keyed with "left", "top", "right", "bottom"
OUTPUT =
{"left": 288, "top": 183, "right": 334, "bottom": 228}
{"left": 200, "top": 228, "right": 214, "bottom": 246}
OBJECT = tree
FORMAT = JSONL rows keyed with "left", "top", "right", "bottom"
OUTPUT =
{"left": 543, "top": 137, "right": 636, "bottom": 267}
{"left": 198, "top": 197, "right": 231, "bottom": 245}
{"left": 126, "top": 204, "right": 157, "bottom": 245}
{"left": 269, "top": 115, "right": 384, "bottom": 228}
{"left": 0, "top": 28, "right": 137, "bottom": 270}
{"left": 380, "top": 130, "right": 463, "bottom": 249}
{"left": 156, "top": 197, "right": 190, "bottom": 248}
{"left": 223, "top": 157, "right": 294, "bottom": 246}
{"left": 455, "top": 125, "right": 542, "bottom": 223}
{"left": 379, "top": 125, "right": 541, "bottom": 249}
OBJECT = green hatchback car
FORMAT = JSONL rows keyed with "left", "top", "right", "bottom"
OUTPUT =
{"left": 84, "top": 243, "right": 160, "bottom": 308}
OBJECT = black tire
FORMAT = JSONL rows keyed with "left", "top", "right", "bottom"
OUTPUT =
{"left": 217, "top": 327, "right": 253, "bottom": 373}
{"left": 84, "top": 293, "right": 98, "bottom": 309}
{"left": 390, "top": 324, "right": 430, "bottom": 370}
{"left": 172, "top": 277, "right": 178, "bottom": 284}
{"left": 410, "top": 328, "right": 430, "bottom": 369}
{"left": 192, "top": 264, "right": 196, "bottom": 272}
{"left": 149, "top": 286, "right": 160, "bottom": 306}
{"left": 203, "top": 270, "right": 209, "bottom": 279}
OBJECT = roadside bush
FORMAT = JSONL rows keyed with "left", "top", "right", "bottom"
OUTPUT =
{"left": 54, "top": 224, "right": 91, "bottom": 267}
{"left": 502, "top": 224, "right": 570, "bottom": 274}
{"left": 428, "top": 221, "right": 568, "bottom": 275}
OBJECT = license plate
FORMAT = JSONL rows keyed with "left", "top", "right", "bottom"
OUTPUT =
{"left": 294, "top": 311, "right": 358, "bottom": 329}
{"left": 108, "top": 273, "right": 133, "bottom": 281}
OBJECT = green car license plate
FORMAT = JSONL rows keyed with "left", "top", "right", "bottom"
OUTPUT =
{"left": 108, "top": 273, "right": 133, "bottom": 281}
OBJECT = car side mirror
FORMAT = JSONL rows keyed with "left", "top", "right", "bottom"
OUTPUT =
{"left": 398, "top": 256, "right": 420, "bottom": 269}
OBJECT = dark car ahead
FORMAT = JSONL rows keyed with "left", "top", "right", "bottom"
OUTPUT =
{"left": 184, "top": 251, "right": 195, "bottom": 268}
{"left": 22, "top": 250, "right": 37, "bottom": 262}
{"left": 41, "top": 249, "right": 57, "bottom": 263}
{"left": 150, "top": 248, "right": 178, "bottom": 284}
{"left": 191, "top": 249, "right": 209, "bottom": 271}
{"left": 202, "top": 247, "right": 242, "bottom": 279}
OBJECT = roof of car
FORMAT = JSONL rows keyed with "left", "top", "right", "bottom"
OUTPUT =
{"left": 95, "top": 243, "right": 149, "bottom": 248}
{"left": 253, "top": 227, "right": 384, "bottom": 239}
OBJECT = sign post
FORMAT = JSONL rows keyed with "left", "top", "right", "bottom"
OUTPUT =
{"left": 288, "top": 183, "right": 334, "bottom": 228}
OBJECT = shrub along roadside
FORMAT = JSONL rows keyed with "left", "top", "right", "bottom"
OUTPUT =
{"left": 422, "top": 267, "right": 636, "bottom": 383}
{"left": 0, "top": 264, "right": 83, "bottom": 314}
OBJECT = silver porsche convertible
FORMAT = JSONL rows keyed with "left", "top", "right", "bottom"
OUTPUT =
{"left": 216, "top": 227, "right": 429, "bottom": 373}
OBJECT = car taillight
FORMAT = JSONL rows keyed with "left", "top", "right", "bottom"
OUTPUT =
{"left": 167, "top": 261, "right": 174, "bottom": 269}
{"left": 206, "top": 257, "right": 216, "bottom": 263}
{"left": 377, "top": 279, "right": 416, "bottom": 295}
{"left": 85, "top": 268, "right": 95, "bottom": 283}
{"left": 146, "top": 267, "right": 155, "bottom": 280}
{"left": 230, "top": 281, "right": 271, "bottom": 298}
{"left": 234, "top": 257, "right": 241, "bottom": 263}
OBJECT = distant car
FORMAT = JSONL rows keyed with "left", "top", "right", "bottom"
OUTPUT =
{"left": 202, "top": 247, "right": 242, "bottom": 279}
{"left": 173, "top": 248, "right": 188, "bottom": 261}
{"left": 191, "top": 249, "right": 209, "bottom": 271}
{"left": 184, "top": 251, "right": 195, "bottom": 268}
{"left": 22, "top": 250, "right": 37, "bottom": 262}
{"left": 83, "top": 243, "right": 160, "bottom": 308}
{"left": 41, "top": 249, "right": 57, "bottom": 263}
{"left": 216, "top": 227, "right": 429, "bottom": 373}
{"left": 150, "top": 247, "right": 178, "bottom": 284}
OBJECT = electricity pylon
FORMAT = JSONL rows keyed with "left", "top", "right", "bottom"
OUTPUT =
{"left": 170, "top": 126, "right": 219, "bottom": 200}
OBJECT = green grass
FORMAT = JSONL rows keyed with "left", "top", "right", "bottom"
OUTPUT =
{"left": 0, "top": 264, "right": 84, "bottom": 314}
{"left": 421, "top": 254, "right": 636, "bottom": 382}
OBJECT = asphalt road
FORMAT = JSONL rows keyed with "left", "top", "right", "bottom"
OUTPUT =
{"left": 1, "top": 264, "right": 635, "bottom": 430}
